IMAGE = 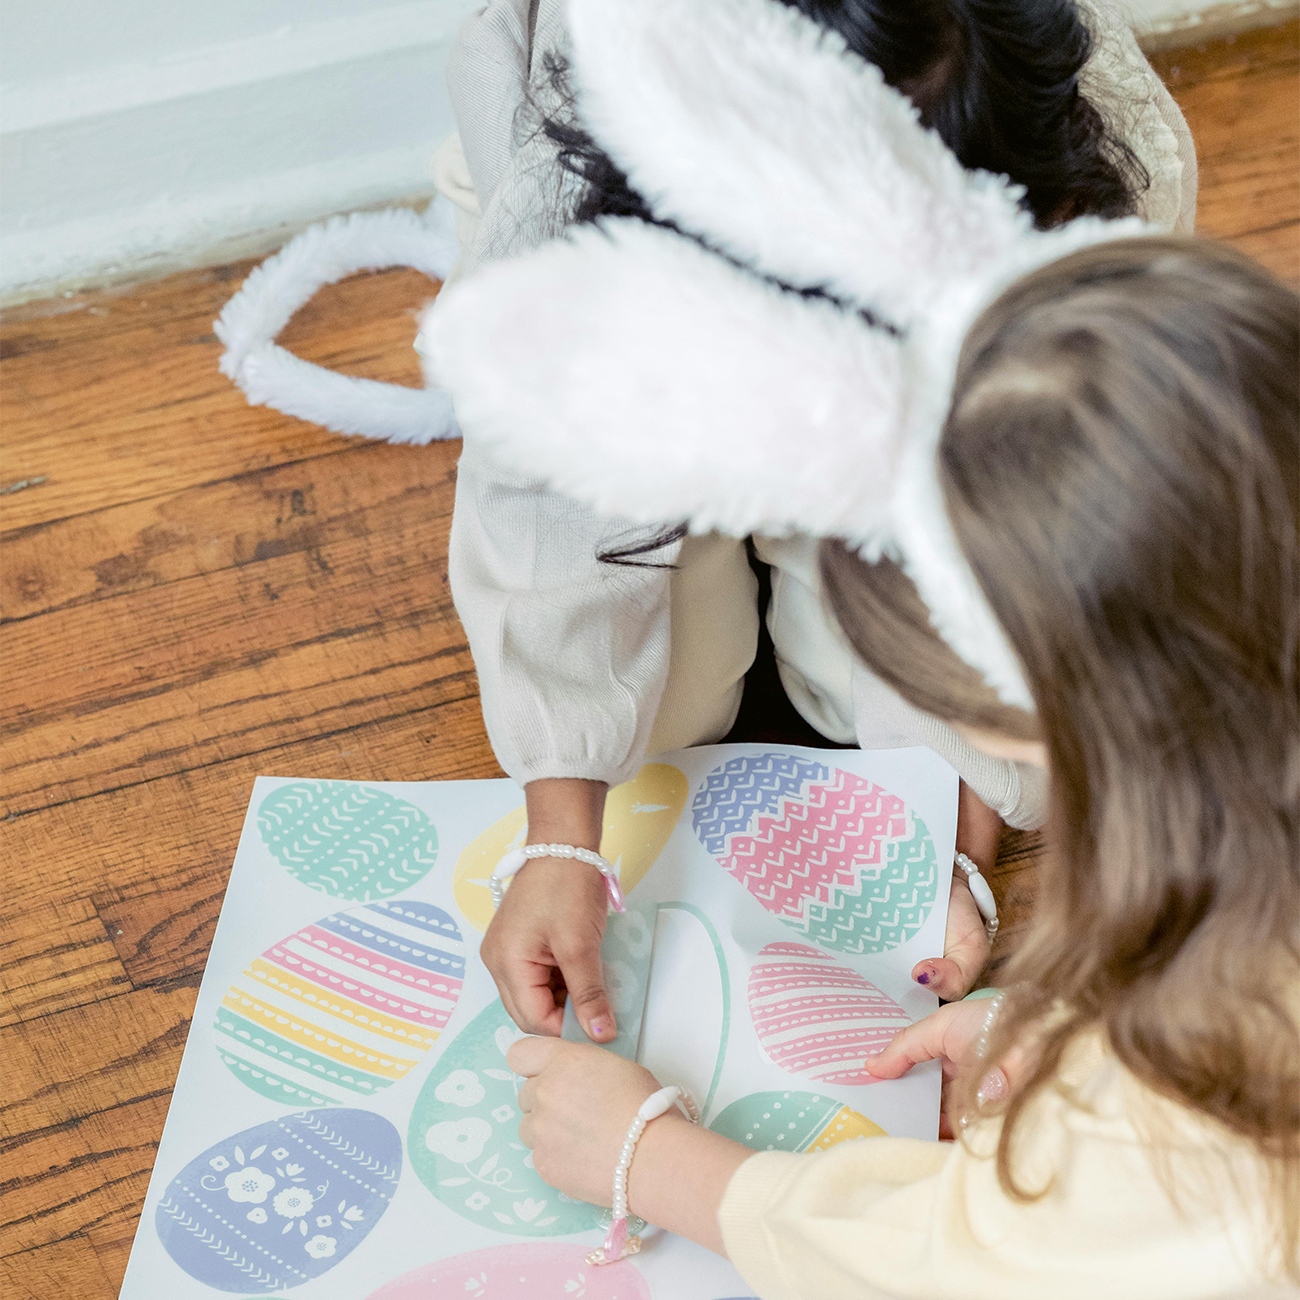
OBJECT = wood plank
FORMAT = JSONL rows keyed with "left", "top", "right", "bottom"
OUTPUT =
{"left": 1148, "top": 19, "right": 1299, "bottom": 88}
{"left": 0, "top": 1093, "right": 170, "bottom": 1257}
{"left": 0, "top": 1237, "right": 117, "bottom": 1300}
{"left": 1, "top": 440, "right": 448, "bottom": 623}
{"left": 1, "top": 471, "right": 472, "bottom": 812}
{"left": 2, "top": 695, "right": 499, "bottom": 1019}
{"left": 0, "top": 985, "right": 197, "bottom": 1142}
{"left": 0, "top": 265, "right": 439, "bottom": 532}
{"left": 1159, "top": 23, "right": 1300, "bottom": 284}
{"left": 0, "top": 899, "right": 131, "bottom": 1029}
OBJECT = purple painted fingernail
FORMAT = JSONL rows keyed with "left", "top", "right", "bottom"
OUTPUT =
{"left": 915, "top": 969, "right": 931, "bottom": 986}
{"left": 590, "top": 1019, "right": 610, "bottom": 1039}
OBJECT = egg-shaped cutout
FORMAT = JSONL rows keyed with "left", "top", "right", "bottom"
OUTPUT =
{"left": 155, "top": 1107, "right": 399, "bottom": 1292}
{"left": 748, "top": 942, "right": 911, "bottom": 1085}
{"left": 453, "top": 763, "right": 688, "bottom": 932}
{"left": 692, "top": 753, "right": 940, "bottom": 954}
{"left": 258, "top": 780, "right": 438, "bottom": 900}
{"left": 364, "top": 1243, "right": 651, "bottom": 1299}
{"left": 214, "top": 900, "right": 464, "bottom": 1105}
{"left": 711, "top": 1089, "right": 886, "bottom": 1154}
{"left": 409, "top": 999, "right": 600, "bottom": 1235}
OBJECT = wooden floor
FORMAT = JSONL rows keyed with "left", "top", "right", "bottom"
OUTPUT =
{"left": 2, "top": 23, "right": 1297, "bottom": 1297}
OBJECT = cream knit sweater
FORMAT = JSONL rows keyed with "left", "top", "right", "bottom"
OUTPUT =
{"left": 436, "top": 0, "right": 1198, "bottom": 826}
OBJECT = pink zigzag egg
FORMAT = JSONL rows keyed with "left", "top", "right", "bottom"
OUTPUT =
{"left": 748, "top": 941, "right": 911, "bottom": 1086}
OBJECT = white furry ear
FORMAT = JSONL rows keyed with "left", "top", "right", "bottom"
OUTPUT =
{"left": 566, "top": 0, "right": 1033, "bottom": 330}
{"left": 422, "top": 219, "right": 906, "bottom": 539}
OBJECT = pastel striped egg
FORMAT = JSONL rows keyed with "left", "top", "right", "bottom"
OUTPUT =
{"left": 214, "top": 901, "right": 464, "bottom": 1106}
{"left": 710, "top": 1090, "right": 886, "bottom": 1154}
{"left": 748, "top": 942, "right": 910, "bottom": 1085}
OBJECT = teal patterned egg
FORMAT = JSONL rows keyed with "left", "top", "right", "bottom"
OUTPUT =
{"left": 258, "top": 781, "right": 438, "bottom": 901}
{"left": 409, "top": 1000, "right": 599, "bottom": 1236}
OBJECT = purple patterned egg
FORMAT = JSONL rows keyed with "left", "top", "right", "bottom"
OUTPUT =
{"left": 155, "top": 1108, "right": 399, "bottom": 1292}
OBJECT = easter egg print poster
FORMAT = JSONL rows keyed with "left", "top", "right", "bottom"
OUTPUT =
{"left": 120, "top": 744, "right": 957, "bottom": 1299}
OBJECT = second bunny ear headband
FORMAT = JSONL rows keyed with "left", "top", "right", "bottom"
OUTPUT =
{"left": 415, "top": 0, "right": 1155, "bottom": 712}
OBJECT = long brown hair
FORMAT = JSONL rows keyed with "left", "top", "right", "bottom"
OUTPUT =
{"left": 823, "top": 237, "right": 1300, "bottom": 1275}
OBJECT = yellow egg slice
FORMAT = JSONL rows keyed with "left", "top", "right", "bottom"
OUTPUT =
{"left": 451, "top": 763, "right": 688, "bottom": 932}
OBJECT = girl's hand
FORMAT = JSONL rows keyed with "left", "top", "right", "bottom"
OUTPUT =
{"left": 481, "top": 779, "right": 616, "bottom": 1042}
{"left": 510, "top": 1037, "right": 663, "bottom": 1206}
{"left": 865, "top": 998, "right": 1009, "bottom": 1139}
{"left": 509, "top": 1037, "right": 752, "bottom": 1255}
{"left": 911, "top": 782, "right": 1000, "bottom": 1000}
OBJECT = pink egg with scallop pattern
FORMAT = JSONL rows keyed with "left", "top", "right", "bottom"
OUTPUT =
{"left": 748, "top": 941, "right": 912, "bottom": 1085}
{"left": 364, "top": 1243, "right": 651, "bottom": 1300}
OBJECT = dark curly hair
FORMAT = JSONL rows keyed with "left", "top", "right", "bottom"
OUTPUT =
{"left": 551, "top": 0, "right": 1151, "bottom": 562}
{"left": 547, "top": 0, "right": 1147, "bottom": 232}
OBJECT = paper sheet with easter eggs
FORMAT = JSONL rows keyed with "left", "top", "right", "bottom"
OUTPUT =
{"left": 120, "top": 743, "right": 956, "bottom": 1299}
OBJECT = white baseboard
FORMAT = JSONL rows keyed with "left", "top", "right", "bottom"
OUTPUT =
{"left": 1134, "top": 0, "right": 1298, "bottom": 48}
{"left": 0, "top": 0, "right": 478, "bottom": 305}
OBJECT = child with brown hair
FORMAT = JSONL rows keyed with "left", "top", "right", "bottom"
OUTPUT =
{"left": 489, "top": 232, "right": 1298, "bottom": 1297}
{"left": 420, "top": 3, "right": 1298, "bottom": 1287}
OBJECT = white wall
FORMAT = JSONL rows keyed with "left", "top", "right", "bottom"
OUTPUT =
{"left": 0, "top": 0, "right": 480, "bottom": 302}
{"left": 2, "top": 0, "right": 1295, "bottom": 303}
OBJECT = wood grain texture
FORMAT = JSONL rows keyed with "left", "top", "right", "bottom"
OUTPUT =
{"left": 1, "top": 28, "right": 1296, "bottom": 1295}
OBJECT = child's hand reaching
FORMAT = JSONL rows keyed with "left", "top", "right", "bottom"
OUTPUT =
{"left": 509, "top": 1037, "right": 753, "bottom": 1256}
{"left": 911, "top": 782, "right": 1001, "bottom": 1000}
{"left": 865, "top": 998, "right": 1013, "bottom": 1139}
{"left": 480, "top": 779, "right": 617, "bottom": 1043}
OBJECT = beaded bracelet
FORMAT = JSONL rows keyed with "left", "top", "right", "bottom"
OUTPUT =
{"left": 587, "top": 1084, "right": 701, "bottom": 1266}
{"left": 489, "top": 842, "right": 626, "bottom": 913}
{"left": 954, "top": 851, "right": 999, "bottom": 942}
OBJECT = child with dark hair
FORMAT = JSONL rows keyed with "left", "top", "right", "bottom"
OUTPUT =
{"left": 427, "top": 0, "right": 1197, "bottom": 1040}
{"left": 422, "top": 10, "right": 1296, "bottom": 1283}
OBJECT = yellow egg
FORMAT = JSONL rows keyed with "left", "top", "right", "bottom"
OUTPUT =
{"left": 807, "top": 1104, "right": 888, "bottom": 1149}
{"left": 451, "top": 763, "right": 688, "bottom": 931}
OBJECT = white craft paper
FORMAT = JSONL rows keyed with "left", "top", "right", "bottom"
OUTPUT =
{"left": 119, "top": 743, "right": 957, "bottom": 1300}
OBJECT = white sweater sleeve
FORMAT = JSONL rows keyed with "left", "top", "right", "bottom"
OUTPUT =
{"left": 1081, "top": 0, "right": 1198, "bottom": 232}
{"left": 450, "top": 441, "right": 678, "bottom": 786}
{"left": 442, "top": 0, "right": 678, "bottom": 787}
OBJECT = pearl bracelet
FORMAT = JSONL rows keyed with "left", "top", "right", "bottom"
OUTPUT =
{"left": 587, "top": 1084, "right": 700, "bottom": 1266}
{"left": 954, "top": 851, "right": 999, "bottom": 942}
{"left": 489, "top": 842, "right": 626, "bottom": 913}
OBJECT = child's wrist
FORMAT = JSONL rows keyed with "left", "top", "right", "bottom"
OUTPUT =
{"left": 626, "top": 1112, "right": 753, "bottom": 1254}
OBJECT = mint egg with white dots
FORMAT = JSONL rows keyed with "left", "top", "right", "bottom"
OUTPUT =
{"left": 710, "top": 1090, "right": 886, "bottom": 1153}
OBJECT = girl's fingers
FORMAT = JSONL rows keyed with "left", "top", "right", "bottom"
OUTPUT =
{"left": 507, "top": 1034, "right": 563, "bottom": 1078}
{"left": 554, "top": 942, "right": 617, "bottom": 1043}
{"left": 914, "top": 875, "right": 990, "bottom": 999}
{"left": 863, "top": 1019, "right": 947, "bottom": 1080}
{"left": 516, "top": 1078, "right": 536, "bottom": 1114}
{"left": 502, "top": 959, "right": 566, "bottom": 1037}
{"left": 911, "top": 956, "right": 973, "bottom": 1001}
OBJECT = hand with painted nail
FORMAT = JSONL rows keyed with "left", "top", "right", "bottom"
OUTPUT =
{"left": 864, "top": 1000, "right": 1012, "bottom": 1139}
{"left": 912, "top": 782, "right": 999, "bottom": 1000}
{"left": 480, "top": 778, "right": 617, "bottom": 1042}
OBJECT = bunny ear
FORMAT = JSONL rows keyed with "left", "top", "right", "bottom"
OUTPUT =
{"left": 566, "top": 0, "right": 1033, "bottom": 329}
{"left": 422, "top": 218, "right": 907, "bottom": 539}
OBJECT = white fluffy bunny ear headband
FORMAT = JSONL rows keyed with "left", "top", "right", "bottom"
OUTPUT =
{"left": 419, "top": 0, "right": 1157, "bottom": 711}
